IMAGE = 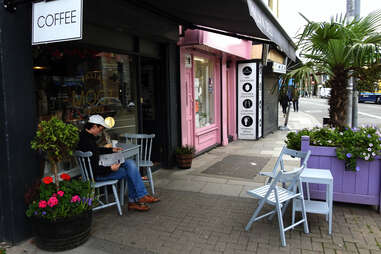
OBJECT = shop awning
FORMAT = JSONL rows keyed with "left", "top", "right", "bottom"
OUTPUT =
{"left": 130, "top": 0, "right": 296, "bottom": 61}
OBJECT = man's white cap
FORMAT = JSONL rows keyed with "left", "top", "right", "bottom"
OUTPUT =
{"left": 88, "top": 115, "right": 111, "bottom": 129}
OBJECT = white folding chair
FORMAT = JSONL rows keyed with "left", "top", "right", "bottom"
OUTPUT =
{"left": 245, "top": 150, "right": 311, "bottom": 247}
{"left": 123, "top": 133, "right": 156, "bottom": 195}
{"left": 74, "top": 151, "right": 123, "bottom": 216}
{"left": 261, "top": 146, "right": 311, "bottom": 184}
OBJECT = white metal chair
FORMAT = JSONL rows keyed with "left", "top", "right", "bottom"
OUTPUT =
{"left": 123, "top": 133, "right": 156, "bottom": 195}
{"left": 74, "top": 151, "right": 123, "bottom": 216}
{"left": 261, "top": 146, "right": 311, "bottom": 184}
{"left": 245, "top": 150, "right": 311, "bottom": 247}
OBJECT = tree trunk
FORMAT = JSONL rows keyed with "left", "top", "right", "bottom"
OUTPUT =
{"left": 49, "top": 158, "right": 59, "bottom": 189}
{"left": 328, "top": 67, "right": 348, "bottom": 127}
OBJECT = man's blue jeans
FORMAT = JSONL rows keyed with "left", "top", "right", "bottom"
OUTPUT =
{"left": 95, "top": 159, "right": 148, "bottom": 202}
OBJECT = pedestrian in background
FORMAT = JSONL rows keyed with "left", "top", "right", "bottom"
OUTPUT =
{"left": 292, "top": 87, "right": 300, "bottom": 112}
{"left": 279, "top": 88, "right": 289, "bottom": 118}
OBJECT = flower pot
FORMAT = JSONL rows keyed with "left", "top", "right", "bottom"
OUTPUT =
{"left": 32, "top": 210, "right": 92, "bottom": 251}
{"left": 176, "top": 153, "right": 193, "bottom": 169}
{"left": 301, "top": 136, "right": 381, "bottom": 210}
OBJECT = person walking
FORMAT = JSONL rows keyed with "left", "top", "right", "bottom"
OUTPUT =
{"left": 292, "top": 88, "right": 300, "bottom": 112}
{"left": 279, "top": 89, "right": 289, "bottom": 118}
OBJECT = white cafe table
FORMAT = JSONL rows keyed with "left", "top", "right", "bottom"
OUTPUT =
{"left": 293, "top": 168, "right": 333, "bottom": 234}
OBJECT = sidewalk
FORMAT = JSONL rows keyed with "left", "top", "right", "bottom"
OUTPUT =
{"left": 8, "top": 111, "right": 381, "bottom": 254}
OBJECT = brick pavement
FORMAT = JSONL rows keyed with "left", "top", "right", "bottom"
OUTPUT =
{"left": 10, "top": 188, "right": 381, "bottom": 254}
{"left": 8, "top": 107, "right": 381, "bottom": 254}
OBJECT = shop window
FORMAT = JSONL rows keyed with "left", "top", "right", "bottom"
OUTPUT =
{"left": 194, "top": 56, "right": 215, "bottom": 128}
{"left": 33, "top": 47, "right": 138, "bottom": 173}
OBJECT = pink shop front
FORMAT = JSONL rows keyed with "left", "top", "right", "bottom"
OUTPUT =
{"left": 179, "top": 30, "right": 252, "bottom": 153}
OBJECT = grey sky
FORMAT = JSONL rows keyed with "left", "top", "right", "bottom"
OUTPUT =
{"left": 278, "top": 0, "right": 381, "bottom": 40}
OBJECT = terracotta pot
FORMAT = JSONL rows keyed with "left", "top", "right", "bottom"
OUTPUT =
{"left": 176, "top": 153, "right": 194, "bottom": 169}
{"left": 32, "top": 210, "right": 92, "bottom": 251}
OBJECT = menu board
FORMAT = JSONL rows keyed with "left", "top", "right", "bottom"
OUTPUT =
{"left": 258, "top": 63, "right": 263, "bottom": 138}
{"left": 237, "top": 62, "right": 257, "bottom": 140}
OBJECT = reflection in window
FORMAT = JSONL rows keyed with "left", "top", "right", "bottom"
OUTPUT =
{"left": 194, "top": 56, "right": 215, "bottom": 128}
{"left": 33, "top": 47, "right": 138, "bottom": 174}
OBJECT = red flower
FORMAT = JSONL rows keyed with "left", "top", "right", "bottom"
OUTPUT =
{"left": 42, "top": 176, "right": 53, "bottom": 185}
{"left": 60, "top": 173, "right": 71, "bottom": 181}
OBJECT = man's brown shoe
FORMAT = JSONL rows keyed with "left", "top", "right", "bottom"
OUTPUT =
{"left": 138, "top": 195, "right": 160, "bottom": 204}
{"left": 128, "top": 202, "right": 150, "bottom": 211}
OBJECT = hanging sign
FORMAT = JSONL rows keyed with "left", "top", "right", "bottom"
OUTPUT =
{"left": 237, "top": 62, "right": 257, "bottom": 140}
{"left": 32, "top": 0, "right": 83, "bottom": 45}
{"left": 272, "top": 62, "right": 286, "bottom": 74}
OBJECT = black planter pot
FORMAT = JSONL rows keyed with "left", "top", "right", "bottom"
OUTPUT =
{"left": 32, "top": 210, "right": 92, "bottom": 252}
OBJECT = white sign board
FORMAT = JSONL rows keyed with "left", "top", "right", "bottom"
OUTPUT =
{"left": 272, "top": 62, "right": 286, "bottom": 74}
{"left": 237, "top": 62, "right": 257, "bottom": 140}
{"left": 32, "top": 0, "right": 83, "bottom": 45}
{"left": 258, "top": 63, "right": 263, "bottom": 138}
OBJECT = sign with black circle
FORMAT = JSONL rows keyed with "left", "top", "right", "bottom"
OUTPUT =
{"left": 242, "top": 83, "right": 252, "bottom": 92}
{"left": 242, "top": 66, "right": 252, "bottom": 76}
{"left": 241, "top": 116, "right": 253, "bottom": 127}
{"left": 243, "top": 99, "right": 253, "bottom": 109}
{"left": 238, "top": 62, "right": 257, "bottom": 139}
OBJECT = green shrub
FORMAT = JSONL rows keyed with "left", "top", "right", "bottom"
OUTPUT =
{"left": 31, "top": 117, "right": 79, "bottom": 188}
{"left": 285, "top": 126, "right": 381, "bottom": 171}
{"left": 175, "top": 145, "right": 195, "bottom": 155}
{"left": 0, "top": 248, "right": 5, "bottom": 254}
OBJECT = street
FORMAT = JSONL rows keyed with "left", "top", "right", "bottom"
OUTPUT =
{"left": 299, "top": 97, "right": 381, "bottom": 128}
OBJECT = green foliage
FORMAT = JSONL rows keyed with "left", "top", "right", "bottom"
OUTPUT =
{"left": 0, "top": 248, "right": 5, "bottom": 254}
{"left": 285, "top": 126, "right": 381, "bottom": 171}
{"left": 26, "top": 175, "right": 95, "bottom": 222}
{"left": 354, "top": 64, "right": 381, "bottom": 92}
{"left": 175, "top": 145, "right": 195, "bottom": 155}
{"left": 289, "top": 10, "right": 381, "bottom": 127}
{"left": 31, "top": 117, "right": 79, "bottom": 163}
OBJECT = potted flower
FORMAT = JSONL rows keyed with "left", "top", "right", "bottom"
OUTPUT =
{"left": 285, "top": 126, "right": 381, "bottom": 209}
{"left": 26, "top": 173, "right": 95, "bottom": 251}
{"left": 27, "top": 117, "right": 94, "bottom": 251}
{"left": 175, "top": 145, "right": 195, "bottom": 169}
{"left": 31, "top": 117, "right": 79, "bottom": 188}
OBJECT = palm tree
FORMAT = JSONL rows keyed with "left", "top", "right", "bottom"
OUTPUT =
{"left": 288, "top": 10, "right": 381, "bottom": 127}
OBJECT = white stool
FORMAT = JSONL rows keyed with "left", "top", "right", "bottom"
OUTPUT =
{"left": 293, "top": 168, "right": 333, "bottom": 234}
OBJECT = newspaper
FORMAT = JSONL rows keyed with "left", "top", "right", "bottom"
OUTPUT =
{"left": 99, "top": 152, "right": 125, "bottom": 167}
{"left": 98, "top": 143, "right": 136, "bottom": 167}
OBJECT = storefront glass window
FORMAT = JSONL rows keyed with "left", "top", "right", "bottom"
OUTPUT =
{"left": 33, "top": 47, "right": 138, "bottom": 172}
{"left": 194, "top": 56, "right": 215, "bottom": 128}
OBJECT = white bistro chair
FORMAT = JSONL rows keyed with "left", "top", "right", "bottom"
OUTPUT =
{"left": 245, "top": 150, "right": 311, "bottom": 247}
{"left": 74, "top": 151, "right": 123, "bottom": 216}
{"left": 123, "top": 133, "right": 156, "bottom": 195}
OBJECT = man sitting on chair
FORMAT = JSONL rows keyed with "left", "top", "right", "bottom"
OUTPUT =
{"left": 77, "top": 114, "right": 159, "bottom": 211}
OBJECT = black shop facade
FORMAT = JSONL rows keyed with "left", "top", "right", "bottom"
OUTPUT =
{"left": 0, "top": 0, "right": 180, "bottom": 243}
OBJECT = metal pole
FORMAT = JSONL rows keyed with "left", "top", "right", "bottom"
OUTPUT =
{"left": 346, "top": 75, "right": 353, "bottom": 127}
{"left": 352, "top": 0, "right": 360, "bottom": 128}
{"left": 351, "top": 80, "right": 359, "bottom": 128}
{"left": 346, "top": 0, "right": 356, "bottom": 127}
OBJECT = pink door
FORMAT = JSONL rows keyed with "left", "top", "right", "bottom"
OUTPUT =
{"left": 184, "top": 68, "right": 194, "bottom": 147}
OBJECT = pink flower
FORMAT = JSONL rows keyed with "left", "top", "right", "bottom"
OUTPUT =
{"left": 47, "top": 196, "right": 58, "bottom": 207}
{"left": 52, "top": 193, "right": 57, "bottom": 197}
{"left": 57, "top": 191, "right": 64, "bottom": 197}
{"left": 38, "top": 200, "right": 47, "bottom": 208}
{"left": 71, "top": 195, "right": 81, "bottom": 203}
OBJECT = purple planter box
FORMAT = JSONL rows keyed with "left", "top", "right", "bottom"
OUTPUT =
{"left": 301, "top": 136, "right": 381, "bottom": 208}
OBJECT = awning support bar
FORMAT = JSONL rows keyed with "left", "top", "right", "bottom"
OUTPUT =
{"left": 3, "top": 0, "right": 51, "bottom": 12}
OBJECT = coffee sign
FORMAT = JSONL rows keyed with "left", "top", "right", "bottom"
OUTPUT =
{"left": 32, "top": 0, "right": 83, "bottom": 45}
